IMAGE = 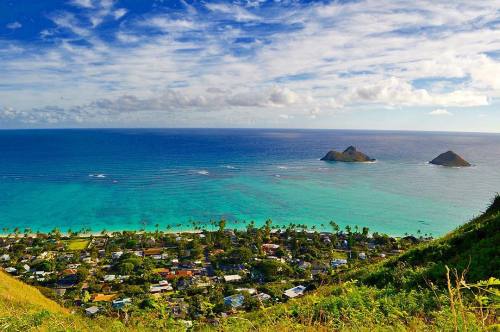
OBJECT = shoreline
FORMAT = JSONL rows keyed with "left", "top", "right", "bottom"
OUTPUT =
{"left": 0, "top": 227, "right": 419, "bottom": 240}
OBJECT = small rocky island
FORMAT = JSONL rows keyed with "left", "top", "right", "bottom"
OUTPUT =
{"left": 429, "top": 151, "right": 471, "bottom": 167}
{"left": 321, "top": 146, "right": 375, "bottom": 162}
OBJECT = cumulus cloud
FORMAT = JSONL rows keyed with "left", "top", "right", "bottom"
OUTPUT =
{"left": 6, "top": 21, "right": 22, "bottom": 30}
{"left": 429, "top": 109, "right": 453, "bottom": 116}
{"left": 351, "top": 77, "right": 488, "bottom": 107}
{"left": 0, "top": 86, "right": 304, "bottom": 124}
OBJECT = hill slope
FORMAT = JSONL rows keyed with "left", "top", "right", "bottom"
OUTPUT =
{"left": 0, "top": 271, "right": 125, "bottom": 331}
{"left": 357, "top": 195, "right": 500, "bottom": 288}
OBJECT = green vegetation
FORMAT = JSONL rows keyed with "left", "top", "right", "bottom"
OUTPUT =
{"left": 353, "top": 194, "right": 500, "bottom": 288}
{"left": 64, "top": 239, "right": 90, "bottom": 251}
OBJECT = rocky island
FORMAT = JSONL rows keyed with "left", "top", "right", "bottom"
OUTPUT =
{"left": 321, "top": 146, "right": 375, "bottom": 162}
{"left": 429, "top": 151, "right": 471, "bottom": 167}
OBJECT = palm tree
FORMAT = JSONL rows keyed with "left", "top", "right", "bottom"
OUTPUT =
{"left": 329, "top": 221, "right": 340, "bottom": 234}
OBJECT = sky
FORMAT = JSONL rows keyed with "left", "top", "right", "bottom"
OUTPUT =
{"left": 0, "top": 0, "right": 499, "bottom": 131}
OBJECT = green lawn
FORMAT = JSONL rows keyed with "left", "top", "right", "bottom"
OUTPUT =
{"left": 331, "top": 250, "right": 348, "bottom": 259}
{"left": 65, "top": 238, "right": 90, "bottom": 251}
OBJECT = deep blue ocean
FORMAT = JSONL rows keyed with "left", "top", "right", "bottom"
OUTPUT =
{"left": 1, "top": 129, "right": 499, "bottom": 236}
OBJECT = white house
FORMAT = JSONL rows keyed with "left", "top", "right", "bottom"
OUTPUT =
{"left": 284, "top": 285, "right": 306, "bottom": 298}
{"left": 223, "top": 274, "right": 242, "bottom": 282}
{"left": 85, "top": 306, "right": 100, "bottom": 316}
{"left": 103, "top": 274, "right": 116, "bottom": 282}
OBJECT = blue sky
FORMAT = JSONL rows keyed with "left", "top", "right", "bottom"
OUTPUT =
{"left": 0, "top": 0, "right": 499, "bottom": 131}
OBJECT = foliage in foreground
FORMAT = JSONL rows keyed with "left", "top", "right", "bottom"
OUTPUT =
{"left": 213, "top": 276, "right": 499, "bottom": 332}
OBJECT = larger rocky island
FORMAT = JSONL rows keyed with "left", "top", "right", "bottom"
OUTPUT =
{"left": 429, "top": 151, "right": 471, "bottom": 167}
{"left": 321, "top": 146, "right": 375, "bottom": 162}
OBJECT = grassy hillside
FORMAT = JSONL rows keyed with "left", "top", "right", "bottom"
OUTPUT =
{"left": 356, "top": 195, "right": 500, "bottom": 288}
{"left": 0, "top": 271, "right": 125, "bottom": 331}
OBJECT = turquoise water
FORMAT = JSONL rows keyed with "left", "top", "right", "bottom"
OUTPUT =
{"left": 0, "top": 129, "right": 499, "bottom": 236}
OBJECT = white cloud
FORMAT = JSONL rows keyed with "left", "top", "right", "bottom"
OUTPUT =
{"left": 205, "top": 3, "right": 260, "bottom": 22}
{"left": 429, "top": 109, "right": 453, "bottom": 116}
{"left": 6, "top": 22, "right": 22, "bottom": 30}
{"left": 1, "top": 0, "right": 499, "bottom": 128}
{"left": 114, "top": 8, "right": 127, "bottom": 20}
{"left": 350, "top": 77, "right": 488, "bottom": 107}
{"left": 69, "top": 0, "right": 93, "bottom": 8}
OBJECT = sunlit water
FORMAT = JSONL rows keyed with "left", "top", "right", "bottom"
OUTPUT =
{"left": 1, "top": 129, "right": 499, "bottom": 236}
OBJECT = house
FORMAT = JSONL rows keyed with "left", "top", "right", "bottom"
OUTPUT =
{"left": 4, "top": 267, "right": 16, "bottom": 273}
{"left": 112, "top": 298, "right": 131, "bottom": 309}
{"left": 224, "top": 294, "right": 244, "bottom": 308}
{"left": 63, "top": 268, "right": 78, "bottom": 275}
{"left": 92, "top": 293, "right": 118, "bottom": 302}
{"left": 209, "top": 249, "right": 225, "bottom": 256}
{"left": 0, "top": 254, "right": 10, "bottom": 262}
{"left": 358, "top": 252, "right": 367, "bottom": 260}
{"left": 254, "top": 293, "right": 271, "bottom": 301}
{"left": 167, "top": 270, "right": 193, "bottom": 280}
{"left": 284, "top": 285, "right": 306, "bottom": 298}
{"left": 235, "top": 288, "right": 257, "bottom": 295}
{"left": 22, "top": 264, "right": 30, "bottom": 273}
{"left": 131, "top": 250, "right": 143, "bottom": 257}
{"left": 150, "top": 284, "right": 173, "bottom": 293}
{"left": 85, "top": 306, "right": 100, "bottom": 316}
{"left": 144, "top": 248, "right": 162, "bottom": 256}
{"left": 153, "top": 268, "right": 170, "bottom": 278}
{"left": 103, "top": 274, "right": 116, "bottom": 282}
{"left": 223, "top": 274, "right": 242, "bottom": 282}
{"left": 331, "top": 259, "right": 348, "bottom": 268}
{"left": 261, "top": 244, "right": 280, "bottom": 255}
{"left": 111, "top": 251, "right": 123, "bottom": 259}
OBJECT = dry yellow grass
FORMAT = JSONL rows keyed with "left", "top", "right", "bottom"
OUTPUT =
{"left": 0, "top": 271, "right": 128, "bottom": 331}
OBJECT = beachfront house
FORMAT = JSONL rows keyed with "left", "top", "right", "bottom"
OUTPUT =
{"left": 284, "top": 285, "right": 306, "bottom": 298}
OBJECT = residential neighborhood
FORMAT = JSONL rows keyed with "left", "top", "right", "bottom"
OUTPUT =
{"left": 0, "top": 222, "right": 427, "bottom": 323}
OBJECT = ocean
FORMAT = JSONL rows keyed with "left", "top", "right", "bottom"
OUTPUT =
{"left": 1, "top": 129, "right": 499, "bottom": 236}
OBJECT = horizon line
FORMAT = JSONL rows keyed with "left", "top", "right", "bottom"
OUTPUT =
{"left": 1, "top": 127, "right": 500, "bottom": 135}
